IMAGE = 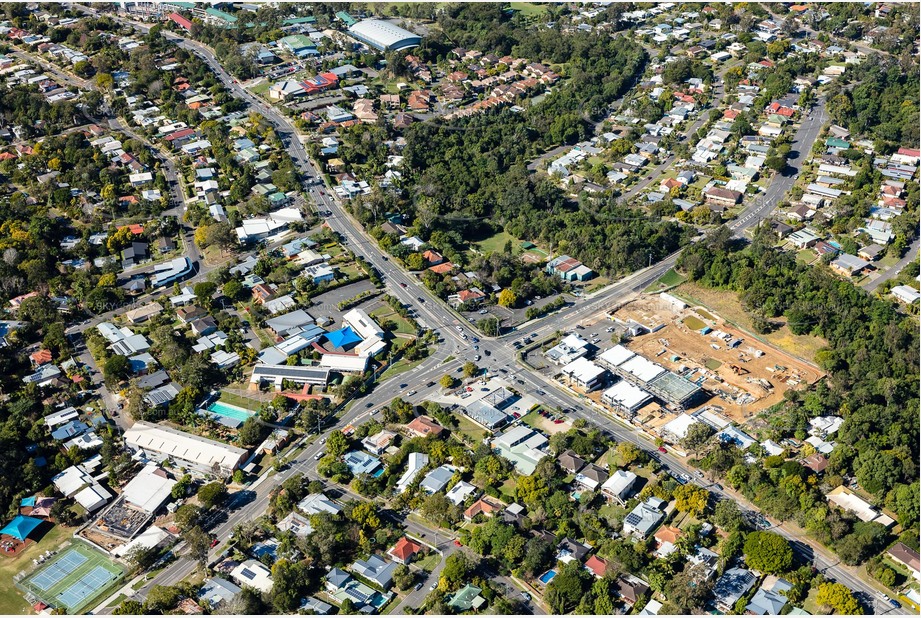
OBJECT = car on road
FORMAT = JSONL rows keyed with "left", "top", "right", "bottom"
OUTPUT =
{"left": 473, "top": 345, "right": 479, "bottom": 350}
{"left": 474, "top": 355, "right": 480, "bottom": 361}
{"left": 320, "top": 437, "right": 326, "bottom": 445}
{"left": 399, "top": 282, "right": 407, "bottom": 288}
{"left": 408, "top": 390, "right": 417, "bottom": 396}
{"left": 381, "top": 255, "right": 388, "bottom": 261}
{"left": 210, "top": 537, "right": 219, "bottom": 548}
{"left": 537, "top": 389, "right": 546, "bottom": 396}
{"left": 366, "top": 402, "right": 374, "bottom": 408}
{"left": 658, "top": 446, "right": 667, "bottom": 454}
{"left": 453, "top": 540, "right": 462, "bottom": 547}
{"left": 414, "top": 582, "right": 424, "bottom": 591}
{"left": 399, "top": 383, "right": 408, "bottom": 388}
{"left": 426, "top": 381, "right": 435, "bottom": 387}
{"left": 478, "top": 309, "right": 487, "bottom": 314}
{"left": 888, "top": 599, "right": 901, "bottom": 609}
{"left": 471, "top": 337, "right": 479, "bottom": 343}
{"left": 521, "top": 592, "right": 531, "bottom": 602}
{"left": 314, "top": 452, "right": 323, "bottom": 460}
{"left": 429, "top": 583, "right": 437, "bottom": 591}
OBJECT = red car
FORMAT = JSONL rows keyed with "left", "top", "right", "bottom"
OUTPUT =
{"left": 453, "top": 540, "right": 462, "bottom": 547}
{"left": 210, "top": 538, "right": 219, "bottom": 548}
{"left": 658, "top": 446, "right": 667, "bottom": 454}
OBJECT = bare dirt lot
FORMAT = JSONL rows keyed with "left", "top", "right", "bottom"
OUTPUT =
{"left": 610, "top": 295, "right": 824, "bottom": 424}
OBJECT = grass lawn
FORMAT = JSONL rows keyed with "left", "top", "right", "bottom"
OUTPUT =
{"left": 414, "top": 552, "right": 441, "bottom": 573}
{"left": 371, "top": 308, "right": 416, "bottom": 336}
{"left": 509, "top": 2, "right": 549, "bottom": 16}
{"left": 796, "top": 249, "right": 818, "bottom": 265}
{"left": 583, "top": 277, "right": 611, "bottom": 294}
{"left": 219, "top": 391, "right": 263, "bottom": 411}
{"left": 379, "top": 356, "right": 424, "bottom": 381}
{"left": 683, "top": 315, "right": 707, "bottom": 330}
{"left": 645, "top": 268, "right": 687, "bottom": 292}
{"left": 452, "top": 413, "right": 487, "bottom": 443}
{"left": 802, "top": 588, "right": 825, "bottom": 615}
{"left": 0, "top": 524, "right": 76, "bottom": 614}
{"left": 475, "top": 230, "right": 517, "bottom": 255}
{"left": 675, "top": 282, "right": 828, "bottom": 363}
{"left": 248, "top": 81, "right": 270, "bottom": 96}
{"left": 704, "top": 358, "right": 722, "bottom": 371}
{"left": 499, "top": 478, "right": 518, "bottom": 502}
{"left": 520, "top": 410, "right": 541, "bottom": 429}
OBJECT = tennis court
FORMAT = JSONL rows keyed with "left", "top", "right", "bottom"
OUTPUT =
{"left": 20, "top": 544, "right": 123, "bottom": 613}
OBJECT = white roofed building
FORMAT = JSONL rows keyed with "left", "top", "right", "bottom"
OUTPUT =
{"left": 124, "top": 422, "right": 248, "bottom": 477}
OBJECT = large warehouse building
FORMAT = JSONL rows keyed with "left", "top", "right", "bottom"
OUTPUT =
{"left": 124, "top": 422, "right": 248, "bottom": 477}
{"left": 347, "top": 19, "right": 421, "bottom": 51}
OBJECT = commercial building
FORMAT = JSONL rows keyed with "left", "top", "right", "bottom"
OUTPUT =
{"left": 601, "top": 380, "right": 653, "bottom": 415}
{"left": 124, "top": 422, "right": 248, "bottom": 477}
{"left": 545, "top": 334, "right": 591, "bottom": 365}
{"left": 560, "top": 357, "right": 607, "bottom": 391}
{"left": 151, "top": 257, "right": 193, "bottom": 287}
{"left": 250, "top": 364, "right": 330, "bottom": 388}
{"left": 342, "top": 308, "right": 385, "bottom": 340}
{"left": 493, "top": 426, "right": 548, "bottom": 475}
{"left": 347, "top": 19, "right": 421, "bottom": 51}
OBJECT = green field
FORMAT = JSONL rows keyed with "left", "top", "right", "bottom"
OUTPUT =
{"left": 248, "top": 81, "right": 270, "bottom": 96}
{"left": 219, "top": 391, "right": 263, "bottom": 411}
{"left": 371, "top": 307, "right": 416, "bottom": 336}
{"left": 645, "top": 268, "right": 687, "bottom": 292}
{"left": 509, "top": 2, "right": 549, "bottom": 16}
{"left": 19, "top": 542, "right": 124, "bottom": 614}
{"left": 683, "top": 316, "right": 707, "bottom": 331}
{"left": 704, "top": 358, "right": 722, "bottom": 371}
{"left": 475, "top": 230, "right": 517, "bottom": 255}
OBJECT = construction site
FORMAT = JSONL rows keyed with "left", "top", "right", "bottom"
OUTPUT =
{"left": 605, "top": 294, "right": 824, "bottom": 425}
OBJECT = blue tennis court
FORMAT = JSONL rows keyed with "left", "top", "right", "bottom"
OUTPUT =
{"left": 20, "top": 543, "right": 124, "bottom": 613}
{"left": 29, "top": 550, "right": 88, "bottom": 591}
{"left": 56, "top": 565, "right": 120, "bottom": 612}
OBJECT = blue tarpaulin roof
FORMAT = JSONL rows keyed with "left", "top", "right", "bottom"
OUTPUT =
{"left": 1, "top": 515, "right": 43, "bottom": 541}
{"left": 20, "top": 497, "right": 35, "bottom": 507}
{"left": 326, "top": 326, "right": 361, "bottom": 349}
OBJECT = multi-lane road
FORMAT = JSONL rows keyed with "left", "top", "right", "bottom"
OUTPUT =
{"left": 74, "top": 6, "right": 908, "bottom": 615}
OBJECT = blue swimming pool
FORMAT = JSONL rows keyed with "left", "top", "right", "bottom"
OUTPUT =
{"left": 539, "top": 569, "right": 557, "bottom": 585}
{"left": 208, "top": 401, "right": 254, "bottom": 423}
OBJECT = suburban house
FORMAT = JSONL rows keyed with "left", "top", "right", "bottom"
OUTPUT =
{"left": 713, "top": 568, "right": 757, "bottom": 612}
{"left": 623, "top": 497, "right": 666, "bottom": 538}
{"left": 704, "top": 186, "right": 742, "bottom": 209}
{"left": 601, "top": 469, "right": 639, "bottom": 504}
{"left": 388, "top": 537, "right": 423, "bottom": 565}
{"left": 887, "top": 543, "right": 921, "bottom": 581}
{"left": 405, "top": 416, "right": 444, "bottom": 438}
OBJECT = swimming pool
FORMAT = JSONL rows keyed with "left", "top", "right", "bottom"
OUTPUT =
{"left": 539, "top": 569, "right": 557, "bottom": 585}
{"left": 208, "top": 401, "right": 254, "bottom": 423}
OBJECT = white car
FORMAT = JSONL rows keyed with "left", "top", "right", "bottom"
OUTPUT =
{"left": 314, "top": 451, "right": 323, "bottom": 460}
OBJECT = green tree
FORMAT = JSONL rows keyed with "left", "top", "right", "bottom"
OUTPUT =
{"left": 114, "top": 600, "right": 145, "bottom": 615}
{"left": 439, "top": 374, "right": 456, "bottom": 389}
{"left": 680, "top": 422, "right": 714, "bottom": 456}
{"left": 103, "top": 355, "right": 131, "bottom": 384}
{"left": 194, "top": 281, "right": 217, "bottom": 306}
{"left": 350, "top": 502, "right": 381, "bottom": 530}
{"left": 815, "top": 582, "right": 862, "bottom": 615}
{"left": 712, "top": 500, "right": 745, "bottom": 532}
{"left": 743, "top": 531, "right": 793, "bottom": 574}
{"left": 463, "top": 361, "right": 479, "bottom": 378}
{"left": 197, "top": 482, "right": 228, "bottom": 509}
{"left": 544, "top": 561, "right": 589, "bottom": 613}
{"left": 237, "top": 416, "right": 263, "bottom": 447}
{"left": 185, "top": 525, "right": 212, "bottom": 566}
{"left": 223, "top": 279, "right": 243, "bottom": 300}
{"left": 326, "top": 430, "right": 349, "bottom": 457}
{"left": 145, "top": 585, "right": 181, "bottom": 612}
{"left": 393, "top": 564, "right": 415, "bottom": 591}
{"left": 674, "top": 484, "right": 709, "bottom": 517}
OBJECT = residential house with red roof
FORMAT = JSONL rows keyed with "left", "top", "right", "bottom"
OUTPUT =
{"left": 388, "top": 537, "right": 423, "bottom": 565}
